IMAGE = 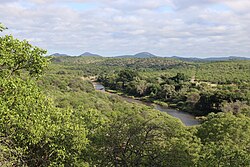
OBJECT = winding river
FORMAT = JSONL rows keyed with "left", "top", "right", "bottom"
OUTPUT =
{"left": 93, "top": 82, "right": 201, "bottom": 126}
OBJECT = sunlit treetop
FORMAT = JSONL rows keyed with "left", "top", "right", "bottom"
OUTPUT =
{"left": 0, "top": 27, "right": 49, "bottom": 78}
{"left": 0, "top": 23, "right": 7, "bottom": 32}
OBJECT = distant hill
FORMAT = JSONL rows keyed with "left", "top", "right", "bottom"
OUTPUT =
{"left": 51, "top": 53, "right": 70, "bottom": 57}
{"left": 117, "top": 52, "right": 157, "bottom": 58}
{"left": 204, "top": 56, "right": 250, "bottom": 61}
{"left": 79, "top": 52, "right": 101, "bottom": 57}
{"left": 134, "top": 52, "right": 157, "bottom": 58}
{"left": 50, "top": 52, "right": 250, "bottom": 61}
{"left": 171, "top": 56, "right": 250, "bottom": 62}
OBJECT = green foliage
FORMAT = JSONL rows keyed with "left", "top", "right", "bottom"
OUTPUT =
{"left": 0, "top": 23, "right": 7, "bottom": 32}
{"left": 0, "top": 34, "right": 89, "bottom": 166}
{"left": 196, "top": 113, "right": 250, "bottom": 166}
{"left": 39, "top": 74, "right": 94, "bottom": 94}
{"left": 95, "top": 59, "right": 250, "bottom": 116}
{"left": 41, "top": 55, "right": 250, "bottom": 166}
{"left": 169, "top": 72, "right": 190, "bottom": 83}
{"left": 196, "top": 61, "right": 250, "bottom": 84}
{"left": 0, "top": 78, "right": 87, "bottom": 166}
{"left": 37, "top": 61, "right": 204, "bottom": 166}
{"left": 1, "top": 31, "right": 250, "bottom": 166}
{"left": 84, "top": 105, "right": 200, "bottom": 167}
{"left": 0, "top": 35, "right": 49, "bottom": 78}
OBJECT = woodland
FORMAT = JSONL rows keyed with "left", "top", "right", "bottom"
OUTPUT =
{"left": 1, "top": 24, "right": 250, "bottom": 166}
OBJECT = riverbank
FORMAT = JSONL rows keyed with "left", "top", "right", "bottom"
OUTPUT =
{"left": 92, "top": 82, "right": 202, "bottom": 126}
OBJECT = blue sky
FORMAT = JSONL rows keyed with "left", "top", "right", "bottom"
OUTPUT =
{"left": 1, "top": 0, "right": 250, "bottom": 57}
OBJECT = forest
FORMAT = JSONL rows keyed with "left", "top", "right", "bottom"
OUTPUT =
{"left": 1, "top": 25, "right": 250, "bottom": 166}
{"left": 52, "top": 55, "right": 250, "bottom": 116}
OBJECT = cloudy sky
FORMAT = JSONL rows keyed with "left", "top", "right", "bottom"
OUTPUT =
{"left": 1, "top": 0, "right": 250, "bottom": 57}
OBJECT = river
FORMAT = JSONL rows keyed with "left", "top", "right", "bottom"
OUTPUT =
{"left": 92, "top": 82, "right": 201, "bottom": 126}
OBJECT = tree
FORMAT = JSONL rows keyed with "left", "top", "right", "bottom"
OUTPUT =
{"left": 162, "top": 84, "right": 176, "bottom": 100}
{"left": 0, "top": 23, "right": 7, "bottom": 32}
{"left": 117, "top": 69, "right": 138, "bottom": 89}
{"left": 86, "top": 109, "right": 200, "bottom": 167}
{"left": 0, "top": 35, "right": 48, "bottom": 78}
{"left": 186, "top": 92, "right": 200, "bottom": 107}
{"left": 126, "top": 78, "right": 148, "bottom": 96}
{"left": 220, "top": 100, "right": 249, "bottom": 114}
{"left": 0, "top": 33, "right": 89, "bottom": 166}
{"left": 169, "top": 73, "right": 189, "bottom": 84}
{"left": 196, "top": 113, "right": 250, "bottom": 167}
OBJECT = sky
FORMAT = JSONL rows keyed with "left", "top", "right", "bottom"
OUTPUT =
{"left": 0, "top": 0, "right": 250, "bottom": 57}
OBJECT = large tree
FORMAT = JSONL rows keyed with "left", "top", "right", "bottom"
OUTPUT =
{"left": 0, "top": 30, "right": 88, "bottom": 166}
{"left": 0, "top": 35, "right": 48, "bottom": 78}
{"left": 86, "top": 109, "right": 201, "bottom": 167}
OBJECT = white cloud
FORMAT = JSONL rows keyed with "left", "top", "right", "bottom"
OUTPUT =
{"left": 0, "top": 0, "right": 249, "bottom": 57}
{"left": 224, "top": 0, "right": 250, "bottom": 13}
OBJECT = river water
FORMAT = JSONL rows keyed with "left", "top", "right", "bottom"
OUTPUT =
{"left": 93, "top": 82, "right": 201, "bottom": 126}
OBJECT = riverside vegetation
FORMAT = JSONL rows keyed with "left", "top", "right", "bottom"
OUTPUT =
{"left": 1, "top": 24, "right": 250, "bottom": 166}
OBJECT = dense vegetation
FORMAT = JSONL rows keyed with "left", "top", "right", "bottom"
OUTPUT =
{"left": 98, "top": 60, "right": 250, "bottom": 115}
{"left": 1, "top": 25, "right": 250, "bottom": 166}
{"left": 51, "top": 55, "right": 250, "bottom": 116}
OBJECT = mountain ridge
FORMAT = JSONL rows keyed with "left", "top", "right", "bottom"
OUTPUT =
{"left": 51, "top": 53, "right": 70, "bottom": 57}
{"left": 50, "top": 52, "right": 250, "bottom": 61}
{"left": 116, "top": 52, "right": 157, "bottom": 58}
{"left": 79, "top": 52, "right": 101, "bottom": 57}
{"left": 170, "top": 56, "right": 250, "bottom": 62}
